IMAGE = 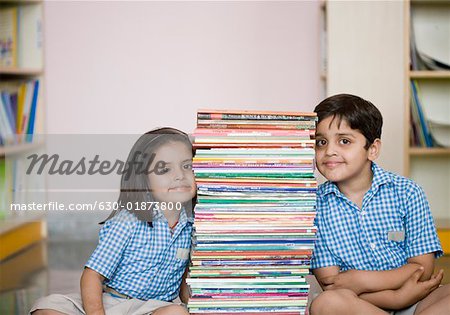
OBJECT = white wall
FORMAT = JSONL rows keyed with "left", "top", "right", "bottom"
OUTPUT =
{"left": 44, "top": 1, "right": 322, "bottom": 136}
{"left": 43, "top": 1, "right": 322, "bottom": 240}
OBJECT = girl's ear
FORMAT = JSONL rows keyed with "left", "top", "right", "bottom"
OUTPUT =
{"left": 368, "top": 139, "right": 381, "bottom": 161}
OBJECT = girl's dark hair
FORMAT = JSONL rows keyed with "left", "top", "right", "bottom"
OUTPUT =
{"left": 100, "top": 127, "right": 195, "bottom": 225}
{"left": 314, "top": 94, "right": 383, "bottom": 149}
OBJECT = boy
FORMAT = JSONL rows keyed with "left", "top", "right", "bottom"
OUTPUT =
{"left": 310, "top": 94, "right": 450, "bottom": 315}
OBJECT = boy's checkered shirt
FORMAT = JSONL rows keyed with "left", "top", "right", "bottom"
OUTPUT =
{"left": 312, "top": 162, "right": 443, "bottom": 271}
{"left": 85, "top": 208, "right": 193, "bottom": 301}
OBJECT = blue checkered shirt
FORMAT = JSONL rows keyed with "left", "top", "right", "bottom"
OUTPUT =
{"left": 85, "top": 208, "right": 193, "bottom": 301}
{"left": 312, "top": 162, "right": 443, "bottom": 271}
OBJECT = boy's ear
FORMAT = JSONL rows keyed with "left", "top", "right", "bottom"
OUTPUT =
{"left": 368, "top": 139, "right": 381, "bottom": 161}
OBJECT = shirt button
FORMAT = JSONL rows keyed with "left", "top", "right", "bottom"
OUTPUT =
{"left": 361, "top": 210, "right": 367, "bottom": 216}
{"left": 370, "top": 243, "right": 376, "bottom": 250}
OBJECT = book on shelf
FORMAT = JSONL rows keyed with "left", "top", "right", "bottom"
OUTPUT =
{"left": 0, "top": 7, "right": 18, "bottom": 68}
{"left": 0, "top": 4, "right": 43, "bottom": 69}
{"left": 410, "top": 80, "right": 433, "bottom": 148}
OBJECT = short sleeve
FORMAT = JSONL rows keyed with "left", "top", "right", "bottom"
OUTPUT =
{"left": 404, "top": 184, "right": 443, "bottom": 259}
{"left": 311, "top": 208, "right": 341, "bottom": 269}
{"left": 85, "top": 216, "right": 136, "bottom": 279}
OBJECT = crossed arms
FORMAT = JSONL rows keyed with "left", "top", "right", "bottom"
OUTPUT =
{"left": 313, "top": 253, "right": 443, "bottom": 310}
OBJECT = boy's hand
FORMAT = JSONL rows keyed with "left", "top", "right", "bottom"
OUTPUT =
{"left": 395, "top": 268, "right": 443, "bottom": 308}
{"left": 322, "top": 270, "right": 365, "bottom": 294}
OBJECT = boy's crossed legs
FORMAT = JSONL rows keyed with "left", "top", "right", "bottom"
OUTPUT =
{"left": 310, "top": 284, "right": 450, "bottom": 315}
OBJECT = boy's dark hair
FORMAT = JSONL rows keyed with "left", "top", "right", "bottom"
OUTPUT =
{"left": 314, "top": 94, "right": 383, "bottom": 149}
{"left": 100, "top": 127, "right": 195, "bottom": 225}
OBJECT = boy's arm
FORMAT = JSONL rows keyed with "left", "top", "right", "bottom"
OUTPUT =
{"left": 312, "top": 266, "right": 340, "bottom": 291}
{"left": 407, "top": 253, "right": 435, "bottom": 281}
{"left": 179, "top": 266, "right": 190, "bottom": 304}
{"left": 320, "top": 263, "right": 422, "bottom": 294}
{"left": 359, "top": 267, "right": 443, "bottom": 310}
{"left": 81, "top": 267, "right": 106, "bottom": 315}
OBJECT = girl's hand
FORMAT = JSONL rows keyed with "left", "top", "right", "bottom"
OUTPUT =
{"left": 395, "top": 268, "right": 443, "bottom": 308}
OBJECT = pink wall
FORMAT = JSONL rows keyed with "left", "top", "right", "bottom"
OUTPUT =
{"left": 44, "top": 1, "right": 321, "bottom": 135}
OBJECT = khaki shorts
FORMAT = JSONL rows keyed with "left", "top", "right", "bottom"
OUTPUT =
{"left": 30, "top": 292, "right": 184, "bottom": 315}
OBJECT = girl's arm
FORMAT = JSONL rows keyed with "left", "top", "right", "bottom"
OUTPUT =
{"left": 80, "top": 267, "right": 106, "bottom": 315}
{"left": 179, "top": 266, "right": 190, "bottom": 304}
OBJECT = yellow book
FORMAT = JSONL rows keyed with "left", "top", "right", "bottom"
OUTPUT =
{"left": 16, "top": 83, "right": 25, "bottom": 134}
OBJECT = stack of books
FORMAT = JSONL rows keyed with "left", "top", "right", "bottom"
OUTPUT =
{"left": 187, "top": 109, "right": 317, "bottom": 315}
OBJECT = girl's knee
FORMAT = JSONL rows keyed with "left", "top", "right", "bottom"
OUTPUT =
{"left": 153, "top": 304, "right": 189, "bottom": 315}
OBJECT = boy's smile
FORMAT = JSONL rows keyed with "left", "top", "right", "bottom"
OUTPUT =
{"left": 315, "top": 116, "right": 380, "bottom": 192}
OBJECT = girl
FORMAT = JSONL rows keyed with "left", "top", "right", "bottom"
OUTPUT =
{"left": 31, "top": 127, "right": 196, "bottom": 315}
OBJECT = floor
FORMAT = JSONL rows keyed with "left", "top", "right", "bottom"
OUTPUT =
{"left": 0, "top": 241, "right": 96, "bottom": 314}
{"left": 2, "top": 241, "right": 449, "bottom": 314}
{"left": 47, "top": 241, "right": 97, "bottom": 294}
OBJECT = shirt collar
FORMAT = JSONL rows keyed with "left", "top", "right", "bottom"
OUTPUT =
{"left": 319, "top": 162, "right": 393, "bottom": 198}
{"left": 152, "top": 209, "right": 165, "bottom": 221}
{"left": 152, "top": 206, "right": 194, "bottom": 225}
{"left": 370, "top": 162, "right": 393, "bottom": 191}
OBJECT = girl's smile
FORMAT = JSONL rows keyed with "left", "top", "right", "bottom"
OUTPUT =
{"left": 148, "top": 141, "right": 196, "bottom": 204}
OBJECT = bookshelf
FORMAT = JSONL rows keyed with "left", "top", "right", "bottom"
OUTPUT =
{"left": 405, "top": 0, "right": 450, "bottom": 252}
{"left": 0, "top": 68, "right": 43, "bottom": 76}
{"left": 0, "top": 0, "right": 46, "bottom": 258}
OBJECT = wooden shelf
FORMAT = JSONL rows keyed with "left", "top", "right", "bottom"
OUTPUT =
{"left": 0, "top": 67, "right": 43, "bottom": 76}
{"left": 0, "top": 212, "right": 45, "bottom": 235}
{"left": 0, "top": 0, "right": 42, "bottom": 5}
{"left": 0, "top": 213, "right": 46, "bottom": 261}
{"left": 0, "top": 141, "right": 44, "bottom": 157}
{"left": 410, "top": 71, "right": 450, "bottom": 79}
{"left": 409, "top": 147, "right": 450, "bottom": 156}
{"left": 411, "top": 0, "right": 450, "bottom": 5}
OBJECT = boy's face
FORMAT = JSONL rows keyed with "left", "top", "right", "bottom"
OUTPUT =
{"left": 315, "top": 116, "right": 380, "bottom": 185}
{"left": 148, "top": 141, "right": 196, "bottom": 204}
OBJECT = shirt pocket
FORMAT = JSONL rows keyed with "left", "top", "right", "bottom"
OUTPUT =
{"left": 375, "top": 225, "right": 407, "bottom": 269}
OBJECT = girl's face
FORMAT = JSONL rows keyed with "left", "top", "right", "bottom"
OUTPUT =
{"left": 148, "top": 141, "right": 196, "bottom": 204}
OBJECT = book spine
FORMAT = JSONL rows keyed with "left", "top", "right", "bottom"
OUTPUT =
{"left": 411, "top": 80, "right": 433, "bottom": 147}
{"left": 26, "top": 79, "right": 39, "bottom": 142}
{"left": 198, "top": 113, "right": 312, "bottom": 121}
